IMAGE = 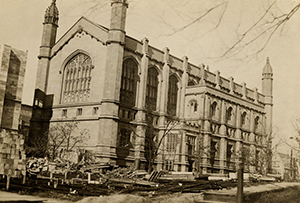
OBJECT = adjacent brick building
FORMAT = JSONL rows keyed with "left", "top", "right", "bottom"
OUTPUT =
{"left": 30, "top": 0, "right": 273, "bottom": 174}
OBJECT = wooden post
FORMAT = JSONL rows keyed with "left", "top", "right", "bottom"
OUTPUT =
{"left": 22, "top": 172, "right": 26, "bottom": 184}
{"left": 88, "top": 172, "right": 91, "bottom": 184}
{"left": 135, "top": 159, "right": 140, "bottom": 170}
{"left": 65, "top": 171, "right": 68, "bottom": 184}
{"left": 53, "top": 180, "right": 58, "bottom": 188}
{"left": 237, "top": 167, "right": 244, "bottom": 203}
{"left": 50, "top": 172, "right": 53, "bottom": 182}
{"left": 6, "top": 175, "right": 11, "bottom": 191}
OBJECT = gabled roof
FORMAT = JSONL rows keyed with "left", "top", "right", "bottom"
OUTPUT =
{"left": 51, "top": 16, "right": 109, "bottom": 58}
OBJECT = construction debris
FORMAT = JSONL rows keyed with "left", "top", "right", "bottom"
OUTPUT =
{"left": 0, "top": 130, "right": 26, "bottom": 190}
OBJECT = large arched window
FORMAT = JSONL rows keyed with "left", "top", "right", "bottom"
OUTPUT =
{"left": 167, "top": 75, "right": 178, "bottom": 117}
{"left": 120, "top": 58, "right": 138, "bottom": 107}
{"left": 62, "top": 53, "right": 92, "bottom": 103}
{"left": 146, "top": 67, "right": 159, "bottom": 111}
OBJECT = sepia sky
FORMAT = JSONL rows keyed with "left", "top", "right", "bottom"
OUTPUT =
{"left": 1, "top": 0, "right": 300, "bottom": 152}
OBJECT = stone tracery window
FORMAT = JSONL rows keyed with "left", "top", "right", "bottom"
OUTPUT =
{"left": 120, "top": 58, "right": 138, "bottom": 107}
{"left": 146, "top": 67, "right": 159, "bottom": 111}
{"left": 62, "top": 53, "right": 92, "bottom": 103}
{"left": 167, "top": 75, "right": 178, "bottom": 117}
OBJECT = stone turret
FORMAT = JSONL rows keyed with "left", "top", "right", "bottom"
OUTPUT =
{"left": 29, "top": 0, "right": 59, "bottom": 156}
{"left": 44, "top": 0, "right": 59, "bottom": 25}
{"left": 262, "top": 57, "right": 273, "bottom": 137}
{"left": 36, "top": 0, "right": 59, "bottom": 92}
{"left": 98, "top": 0, "right": 128, "bottom": 163}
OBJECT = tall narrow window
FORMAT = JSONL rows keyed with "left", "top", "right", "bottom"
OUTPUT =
{"left": 189, "top": 100, "right": 198, "bottom": 114}
{"left": 187, "top": 136, "right": 196, "bottom": 155}
{"left": 254, "top": 116, "right": 260, "bottom": 132}
{"left": 76, "top": 108, "right": 82, "bottom": 116}
{"left": 120, "top": 59, "right": 138, "bottom": 107}
{"left": 226, "top": 107, "right": 233, "bottom": 123}
{"left": 241, "top": 112, "right": 247, "bottom": 127}
{"left": 166, "top": 133, "right": 177, "bottom": 152}
{"left": 119, "top": 129, "right": 131, "bottom": 147}
{"left": 167, "top": 75, "right": 178, "bottom": 117}
{"left": 210, "top": 102, "right": 217, "bottom": 118}
{"left": 146, "top": 67, "right": 159, "bottom": 111}
{"left": 62, "top": 53, "right": 92, "bottom": 103}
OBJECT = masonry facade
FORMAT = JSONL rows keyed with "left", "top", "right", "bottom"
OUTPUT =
{"left": 0, "top": 44, "right": 27, "bottom": 131}
{"left": 30, "top": 0, "right": 273, "bottom": 174}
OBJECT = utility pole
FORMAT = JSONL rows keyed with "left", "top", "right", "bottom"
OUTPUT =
{"left": 290, "top": 148, "right": 294, "bottom": 181}
{"left": 237, "top": 151, "right": 244, "bottom": 203}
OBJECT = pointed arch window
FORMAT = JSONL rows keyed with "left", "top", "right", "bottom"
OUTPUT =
{"left": 146, "top": 67, "right": 159, "bottom": 111}
{"left": 226, "top": 107, "right": 233, "bottom": 123}
{"left": 254, "top": 116, "right": 260, "bottom": 132}
{"left": 241, "top": 112, "right": 247, "bottom": 128}
{"left": 167, "top": 75, "right": 178, "bottom": 117}
{"left": 62, "top": 53, "right": 92, "bottom": 103}
{"left": 120, "top": 58, "right": 138, "bottom": 107}
{"left": 189, "top": 100, "right": 198, "bottom": 114}
{"left": 210, "top": 102, "right": 217, "bottom": 118}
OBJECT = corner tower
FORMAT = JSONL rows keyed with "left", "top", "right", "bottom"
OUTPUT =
{"left": 97, "top": 0, "right": 128, "bottom": 163}
{"left": 262, "top": 57, "right": 273, "bottom": 137}
{"left": 29, "top": 0, "right": 58, "bottom": 156}
{"left": 36, "top": 0, "right": 59, "bottom": 92}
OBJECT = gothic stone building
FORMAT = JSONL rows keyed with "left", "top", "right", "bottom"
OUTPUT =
{"left": 30, "top": 0, "right": 273, "bottom": 174}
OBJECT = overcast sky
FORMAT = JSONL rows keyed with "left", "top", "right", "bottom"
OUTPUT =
{"left": 1, "top": 0, "right": 300, "bottom": 152}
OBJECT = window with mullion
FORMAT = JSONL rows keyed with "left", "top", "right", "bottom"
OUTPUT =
{"left": 62, "top": 53, "right": 92, "bottom": 103}
{"left": 167, "top": 75, "right": 178, "bottom": 117}
{"left": 146, "top": 67, "right": 158, "bottom": 111}
{"left": 120, "top": 59, "right": 138, "bottom": 107}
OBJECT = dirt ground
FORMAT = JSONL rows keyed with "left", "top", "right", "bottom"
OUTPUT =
{"left": 76, "top": 193, "right": 204, "bottom": 203}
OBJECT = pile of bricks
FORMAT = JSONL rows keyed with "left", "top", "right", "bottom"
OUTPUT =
{"left": 0, "top": 129, "right": 26, "bottom": 179}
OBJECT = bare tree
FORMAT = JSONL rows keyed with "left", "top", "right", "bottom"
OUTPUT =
{"left": 47, "top": 119, "right": 90, "bottom": 160}
{"left": 155, "top": 0, "right": 300, "bottom": 59}
{"left": 66, "top": 0, "right": 300, "bottom": 60}
{"left": 26, "top": 129, "right": 48, "bottom": 158}
{"left": 131, "top": 114, "right": 179, "bottom": 173}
